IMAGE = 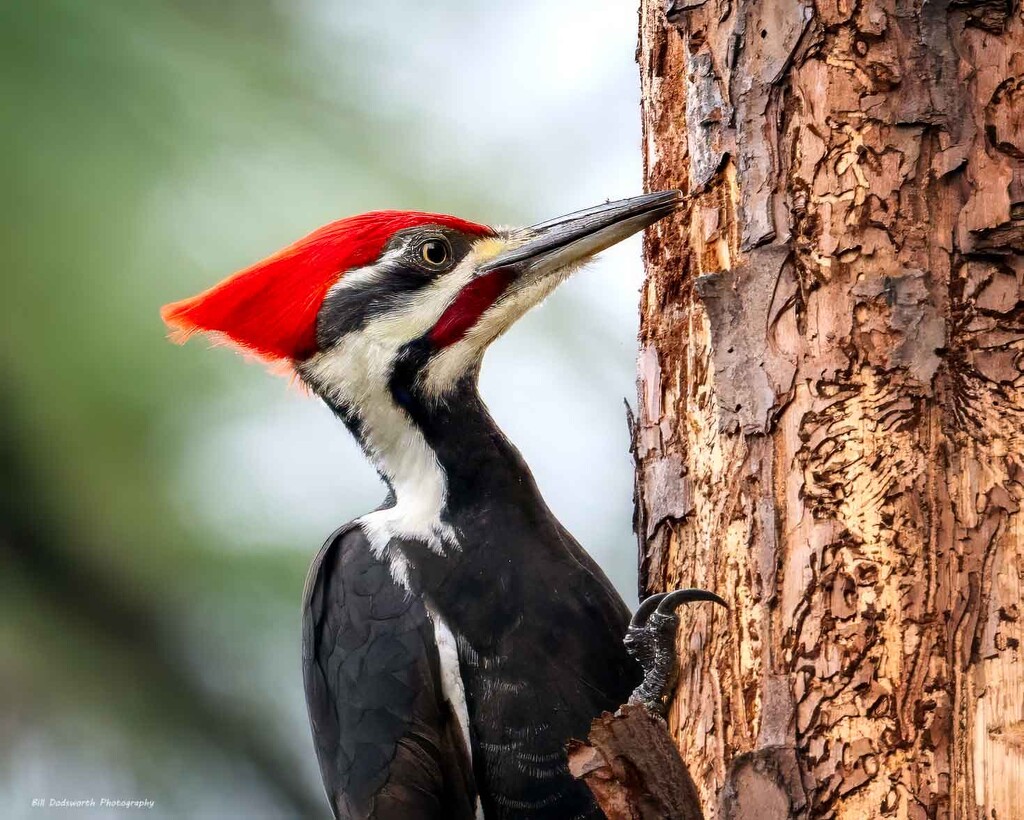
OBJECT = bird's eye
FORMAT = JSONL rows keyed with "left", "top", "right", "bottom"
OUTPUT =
{"left": 418, "top": 238, "right": 451, "bottom": 268}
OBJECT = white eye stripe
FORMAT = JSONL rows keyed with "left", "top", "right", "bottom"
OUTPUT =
{"left": 323, "top": 247, "right": 404, "bottom": 296}
{"left": 365, "top": 261, "right": 476, "bottom": 339}
{"left": 321, "top": 237, "right": 449, "bottom": 303}
{"left": 338, "top": 246, "right": 502, "bottom": 344}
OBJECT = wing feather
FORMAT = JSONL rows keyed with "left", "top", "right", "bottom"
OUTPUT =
{"left": 302, "top": 525, "right": 476, "bottom": 819}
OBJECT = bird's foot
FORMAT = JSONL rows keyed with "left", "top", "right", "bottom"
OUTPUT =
{"left": 624, "top": 589, "right": 727, "bottom": 717}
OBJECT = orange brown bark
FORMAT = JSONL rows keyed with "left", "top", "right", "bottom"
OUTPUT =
{"left": 636, "top": 2, "right": 1024, "bottom": 817}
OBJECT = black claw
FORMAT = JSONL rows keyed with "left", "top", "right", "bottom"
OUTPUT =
{"left": 624, "top": 587, "right": 725, "bottom": 717}
{"left": 628, "top": 591, "right": 670, "bottom": 629}
{"left": 654, "top": 588, "right": 728, "bottom": 616}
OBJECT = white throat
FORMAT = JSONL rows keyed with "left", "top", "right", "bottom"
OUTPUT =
{"left": 303, "top": 335, "right": 458, "bottom": 588}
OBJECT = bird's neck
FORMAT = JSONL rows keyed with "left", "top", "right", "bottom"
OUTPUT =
{"left": 319, "top": 371, "right": 541, "bottom": 536}
{"left": 400, "top": 377, "right": 540, "bottom": 513}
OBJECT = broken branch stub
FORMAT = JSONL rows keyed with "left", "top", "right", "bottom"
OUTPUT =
{"left": 568, "top": 704, "right": 705, "bottom": 820}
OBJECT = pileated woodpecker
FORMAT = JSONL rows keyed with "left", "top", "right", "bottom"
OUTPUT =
{"left": 162, "top": 191, "right": 718, "bottom": 819}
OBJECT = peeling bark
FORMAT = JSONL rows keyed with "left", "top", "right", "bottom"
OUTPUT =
{"left": 636, "top": 1, "right": 1024, "bottom": 817}
{"left": 567, "top": 705, "right": 704, "bottom": 820}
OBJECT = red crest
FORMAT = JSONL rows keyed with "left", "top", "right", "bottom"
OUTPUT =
{"left": 161, "top": 211, "right": 492, "bottom": 364}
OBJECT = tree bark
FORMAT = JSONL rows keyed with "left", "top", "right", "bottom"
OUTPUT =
{"left": 635, "top": 2, "right": 1024, "bottom": 818}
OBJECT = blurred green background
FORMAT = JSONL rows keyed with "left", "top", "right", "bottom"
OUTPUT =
{"left": 1, "top": 1, "right": 644, "bottom": 816}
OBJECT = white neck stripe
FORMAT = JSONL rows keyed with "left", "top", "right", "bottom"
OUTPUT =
{"left": 303, "top": 336, "right": 457, "bottom": 585}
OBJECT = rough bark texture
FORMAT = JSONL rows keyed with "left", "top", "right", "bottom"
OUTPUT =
{"left": 567, "top": 705, "right": 704, "bottom": 820}
{"left": 636, "top": 1, "right": 1024, "bottom": 818}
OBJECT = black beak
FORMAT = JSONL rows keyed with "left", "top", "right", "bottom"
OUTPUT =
{"left": 478, "top": 190, "right": 682, "bottom": 274}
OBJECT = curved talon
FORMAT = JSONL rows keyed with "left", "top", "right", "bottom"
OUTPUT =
{"left": 628, "top": 591, "right": 670, "bottom": 628}
{"left": 625, "top": 587, "right": 726, "bottom": 717}
{"left": 654, "top": 588, "right": 727, "bottom": 616}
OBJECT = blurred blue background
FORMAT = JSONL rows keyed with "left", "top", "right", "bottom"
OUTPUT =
{"left": 1, "top": 1, "right": 644, "bottom": 816}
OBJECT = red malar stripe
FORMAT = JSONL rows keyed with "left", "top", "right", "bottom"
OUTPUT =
{"left": 429, "top": 269, "right": 516, "bottom": 348}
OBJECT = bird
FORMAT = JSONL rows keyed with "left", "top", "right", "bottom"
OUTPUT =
{"left": 162, "top": 190, "right": 693, "bottom": 819}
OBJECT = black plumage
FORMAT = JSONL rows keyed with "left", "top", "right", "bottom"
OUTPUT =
{"left": 303, "top": 378, "right": 640, "bottom": 819}
{"left": 303, "top": 525, "right": 477, "bottom": 819}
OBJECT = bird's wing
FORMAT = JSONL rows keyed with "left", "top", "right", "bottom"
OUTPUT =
{"left": 302, "top": 525, "right": 477, "bottom": 820}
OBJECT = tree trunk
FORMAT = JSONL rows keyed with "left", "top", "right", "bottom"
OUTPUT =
{"left": 635, "top": 2, "right": 1024, "bottom": 818}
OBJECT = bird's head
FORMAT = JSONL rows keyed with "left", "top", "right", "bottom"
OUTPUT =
{"left": 162, "top": 191, "right": 680, "bottom": 413}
